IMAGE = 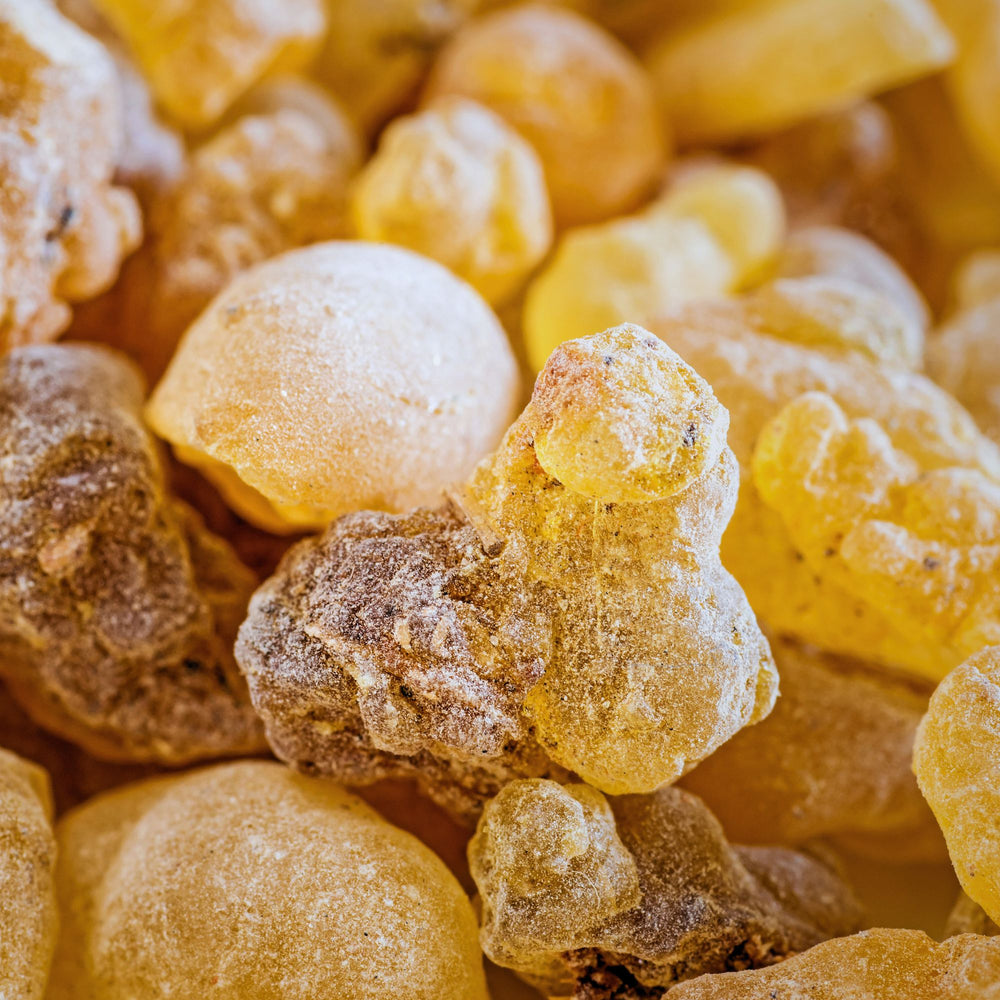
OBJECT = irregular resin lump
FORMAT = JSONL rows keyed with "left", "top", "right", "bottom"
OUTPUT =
{"left": 47, "top": 761, "right": 489, "bottom": 1000}
{"left": 680, "top": 636, "right": 942, "bottom": 861}
{"left": 351, "top": 96, "right": 553, "bottom": 305}
{"left": 145, "top": 241, "right": 520, "bottom": 533}
{"left": 914, "top": 645, "right": 1000, "bottom": 925}
{"left": 0, "top": 343, "right": 263, "bottom": 763}
{"left": 0, "top": 0, "right": 140, "bottom": 350}
{"left": 0, "top": 748, "right": 57, "bottom": 1000}
{"left": 236, "top": 325, "right": 778, "bottom": 817}
{"left": 424, "top": 3, "right": 667, "bottom": 227}
{"left": 469, "top": 779, "right": 863, "bottom": 998}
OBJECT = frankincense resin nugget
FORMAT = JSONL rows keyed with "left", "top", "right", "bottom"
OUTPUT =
{"left": 469, "top": 779, "right": 863, "bottom": 998}
{"left": 0, "top": 344, "right": 263, "bottom": 763}
{"left": 146, "top": 241, "right": 520, "bottom": 534}
{"left": 47, "top": 762, "right": 489, "bottom": 1000}
{"left": 0, "top": 749, "right": 57, "bottom": 1000}
{"left": 236, "top": 325, "right": 777, "bottom": 817}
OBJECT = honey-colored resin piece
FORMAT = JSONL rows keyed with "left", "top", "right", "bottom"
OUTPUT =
{"left": 425, "top": 3, "right": 668, "bottom": 227}
{"left": 351, "top": 96, "right": 552, "bottom": 305}
{"left": 237, "top": 325, "right": 777, "bottom": 817}
{"left": 0, "top": 748, "right": 57, "bottom": 1000}
{"left": 668, "top": 929, "right": 1000, "bottom": 999}
{"left": 914, "top": 645, "right": 1000, "bottom": 925}
{"left": 680, "top": 636, "right": 942, "bottom": 861}
{"left": 645, "top": 0, "right": 954, "bottom": 145}
{"left": 0, "top": 0, "right": 140, "bottom": 351}
{"left": 146, "top": 241, "right": 520, "bottom": 533}
{"left": 90, "top": 0, "right": 326, "bottom": 128}
{"left": 470, "top": 779, "right": 863, "bottom": 998}
{"left": 47, "top": 761, "right": 489, "bottom": 999}
{"left": 947, "top": 893, "right": 1000, "bottom": 937}
{"left": 0, "top": 343, "right": 263, "bottom": 763}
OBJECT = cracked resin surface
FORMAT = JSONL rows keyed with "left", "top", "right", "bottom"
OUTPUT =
{"left": 237, "top": 325, "right": 778, "bottom": 816}
{"left": 668, "top": 929, "right": 1000, "bottom": 999}
{"left": 0, "top": 748, "right": 57, "bottom": 1000}
{"left": 47, "top": 761, "right": 489, "bottom": 1000}
{"left": 914, "top": 645, "right": 1000, "bottom": 925}
{"left": 146, "top": 241, "right": 520, "bottom": 534}
{"left": 0, "top": 344, "right": 263, "bottom": 763}
{"left": 680, "top": 636, "right": 942, "bottom": 862}
{"left": 470, "top": 779, "right": 863, "bottom": 998}
{"left": 0, "top": 0, "right": 140, "bottom": 350}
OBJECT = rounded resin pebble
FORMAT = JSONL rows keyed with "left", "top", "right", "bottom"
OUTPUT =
{"left": 0, "top": 748, "right": 57, "bottom": 1000}
{"left": 0, "top": 0, "right": 141, "bottom": 351}
{"left": 351, "top": 96, "right": 553, "bottom": 305}
{"left": 914, "top": 645, "right": 1000, "bottom": 925}
{"left": 47, "top": 761, "right": 489, "bottom": 1000}
{"left": 0, "top": 344, "right": 263, "bottom": 763}
{"left": 89, "top": 0, "right": 326, "bottom": 128}
{"left": 424, "top": 3, "right": 667, "bottom": 227}
{"left": 236, "top": 325, "right": 777, "bottom": 817}
{"left": 680, "top": 636, "right": 942, "bottom": 861}
{"left": 667, "top": 929, "right": 1000, "bottom": 999}
{"left": 469, "top": 779, "right": 863, "bottom": 998}
{"left": 146, "top": 241, "right": 520, "bottom": 533}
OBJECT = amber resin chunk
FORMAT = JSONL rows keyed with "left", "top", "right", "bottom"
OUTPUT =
{"left": 237, "top": 324, "right": 777, "bottom": 818}
{"left": 0, "top": 748, "right": 58, "bottom": 1000}
{"left": 469, "top": 779, "right": 863, "bottom": 998}
{"left": 0, "top": 343, "right": 263, "bottom": 763}
{"left": 680, "top": 636, "right": 943, "bottom": 862}
{"left": 47, "top": 761, "right": 489, "bottom": 999}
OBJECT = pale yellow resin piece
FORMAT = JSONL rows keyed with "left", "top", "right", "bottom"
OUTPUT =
{"left": 146, "top": 241, "right": 520, "bottom": 533}
{"left": 47, "top": 761, "right": 488, "bottom": 999}
{"left": 914, "top": 645, "right": 1000, "bottom": 925}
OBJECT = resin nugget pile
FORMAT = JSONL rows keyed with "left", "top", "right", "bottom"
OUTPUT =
{"left": 469, "top": 779, "right": 863, "bottom": 998}
{"left": 236, "top": 326, "right": 777, "bottom": 818}
{"left": 0, "top": 344, "right": 263, "bottom": 763}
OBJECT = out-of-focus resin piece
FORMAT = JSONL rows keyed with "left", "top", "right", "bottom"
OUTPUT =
{"left": 651, "top": 286, "right": 1000, "bottom": 680}
{"left": 77, "top": 80, "right": 363, "bottom": 383}
{"left": 146, "top": 241, "right": 520, "bottom": 533}
{"left": 425, "top": 3, "right": 668, "bottom": 227}
{"left": 0, "top": 344, "right": 264, "bottom": 763}
{"left": 668, "top": 929, "right": 1000, "bottom": 999}
{"left": 915, "top": 645, "right": 1000, "bottom": 925}
{"left": 645, "top": 0, "right": 954, "bottom": 145}
{"left": 0, "top": 749, "right": 57, "bottom": 1000}
{"left": 47, "top": 761, "right": 490, "bottom": 1000}
{"left": 948, "top": 893, "right": 1000, "bottom": 937}
{"left": 0, "top": 0, "right": 141, "bottom": 351}
{"left": 470, "top": 779, "right": 863, "bottom": 998}
{"left": 681, "top": 636, "right": 943, "bottom": 862}
{"left": 351, "top": 96, "right": 552, "bottom": 305}
{"left": 753, "top": 392, "right": 1000, "bottom": 676}
{"left": 236, "top": 325, "right": 778, "bottom": 817}
{"left": 90, "top": 0, "right": 326, "bottom": 127}
{"left": 524, "top": 163, "right": 785, "bottom": 370}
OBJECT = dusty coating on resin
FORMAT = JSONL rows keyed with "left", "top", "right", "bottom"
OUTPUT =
{"left": 650, "top": 290, "right": 1000, "bottom": 680}
{"left": 84, "top": 90, "right": 362, "bottom": 383}
{"left": 753, "top": 392, "right": 1000, "bottom": 676}
{"left": 0, "top": 0, "right": 141, "bottom": 351}
{"left": 0, "top": 749, "right": 57, "bottom": 1000}
{"left": 914, "top": 645, "right": 1000, "bottom": 925}
{"left": 681, "top": 636, "right": 942, "bottom": 861}
{"left": 47, "top": 761, "right": 489, "bottom": 1000}
{"left": 351, "top": 96, "right": 553, "bottom": 305}
{"left": 90, "top": 0, "right": 326, "bottom": 127}
{"left": 668, "top": 929, "right": 1000, "bottom": 999}
{"left": 146, "top": 241, "right": 519, "bottom": 533}
{"left": 424, "top": 3, "right": 667, "bottom": 227}
{"left": 236, "top": 325, "right": 778, "bottom": 815}
{"left": 0, "top": 344, "right": 263, "bottom": 763}
{"left": 469, "top": 780, "right": 863, "bottom": 998}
